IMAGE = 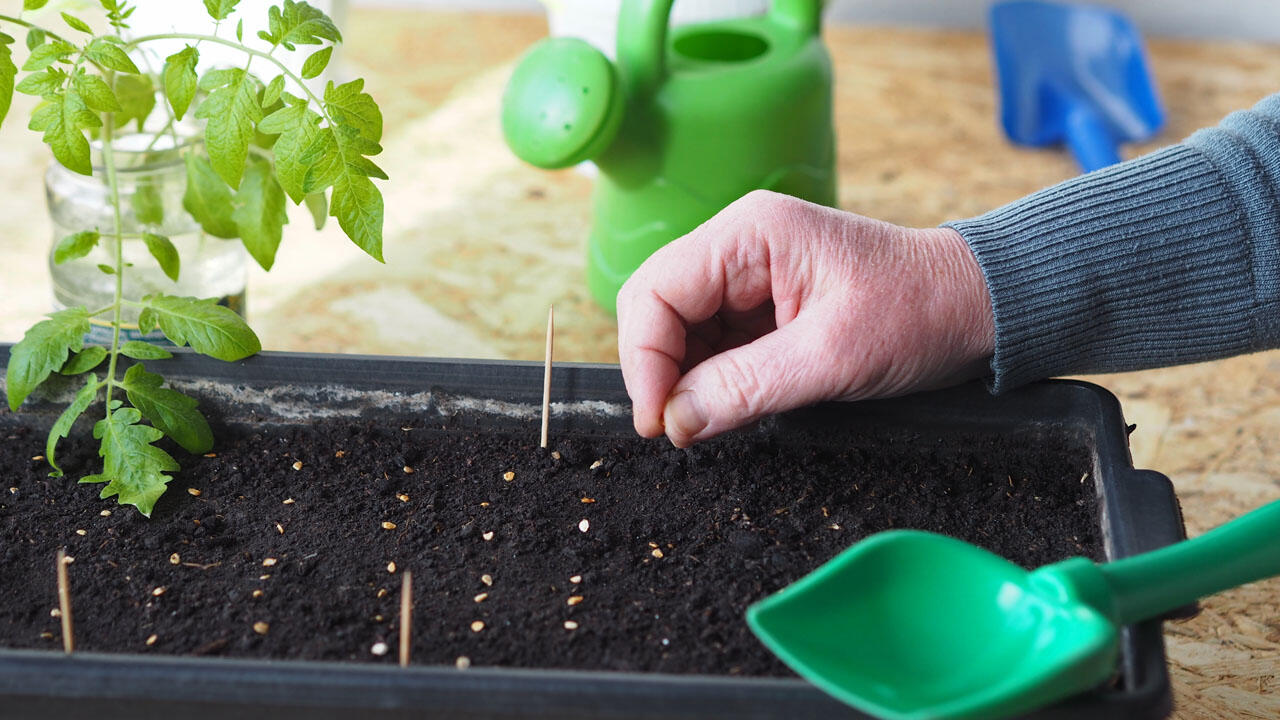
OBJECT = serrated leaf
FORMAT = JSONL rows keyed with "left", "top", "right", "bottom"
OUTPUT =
{"left": 26, "top": 29, "right": 46, "bottom": 52}
{"left": 23, "top": 40, "right": 75, "bottom": 72}
{"left": 0, "top": 38, "right": 15, "bottom": 131}
{"left": 132, "top": 176, "right": 164, "bottom": 225}
{"left": 24, "top": 0, "right": 51, "bottom": 9}
{"left": 85, "top": 38, "right": 140, "bottom": 74}
{"left": 331, "top": 171, "right": 383, "bottom": 262}
{"left": 119, "top": 340, "right": 172, "bottom": 360}
{"left": 59, "top": 345, "right": 106, "bottom": 375}
{"left": 46, "top": 373, "right": 100, "bottom": 477}
{"left": 120, "top": 363, "right": 213, "bottom": 454}
{"left": 182, "top": 152, "right": 238, "bottom": 238}
{"left": 62, "top": 12, "right": 93, "bottom": 34}
{"left": 138, "top": 295, "right": 260, "bottom": 361}
{"left": 265, "top": 0, "right": 341, "bottom": 50}
{"left": 81, "top": 406, "right": 179, "bottom": 517}
{"left": 143, "top": 233, "right": 180, "bottom": 281}
{"left": 28, "top": 89, "right": 100, "bottom": 176}
{"left": 301, "top": 46, "right": 332, "bottom": 80}
{"left": 72, "top": 71, "right": 120, "bottom": 112}
{"left": 258, "top": 99, "right": 325, "bottom": 203}
{"left": 324, "top": 78, "right": 381, "bottom": 143}
{"left": 53, "top": 230, "right": 100, "bottom": 263}
{"left": 162, "top": 45, "right": 198, "bottom": 120}
{"left": 261, "top": 74, "right": 284, "bottom": 107}
{"left": 203, "top": 0, "right": 241, "bottom": 21}
{"left": 15, "top": 67, "right": 64, "bottom": 97}
{"left": 5, "top": 307, "right": 90, "bottom": 411}
{"left": 195, "top": 67, "right": 261, "bottom": 188}
{"left": 232, "top": 159, "right": 287, "bottom": 270}
{"left": 304, "top": 190, "right": 327, "bottom": 230}
{"left": 112, "top": 73, "right": 154, "bottom": 131}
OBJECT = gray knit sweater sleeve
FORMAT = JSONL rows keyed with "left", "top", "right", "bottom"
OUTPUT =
{"left": 945, "top": 93, "right": 1280, "bottom": 393}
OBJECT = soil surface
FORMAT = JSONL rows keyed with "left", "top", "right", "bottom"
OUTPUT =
{"left": 0, "top": 415, "right": 1100, "bottom": 676}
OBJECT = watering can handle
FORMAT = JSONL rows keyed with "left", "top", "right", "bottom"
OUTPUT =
{"left": 617, "top": 0, "right": 822, "bottom": 96}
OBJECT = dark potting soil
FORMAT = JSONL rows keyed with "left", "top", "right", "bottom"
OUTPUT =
{"left": 0, "top": 415, "right": 1101, "bottom": 676}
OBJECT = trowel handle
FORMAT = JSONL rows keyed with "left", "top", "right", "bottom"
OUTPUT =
{"left": 1064, "top": 103, "right": 1121, "bottom": 173}
{"left": 617, "top": 0, "right": 822, "bottom": 95}
{"left": 1100, "top": 497, "right": 1280, "bottom": 626}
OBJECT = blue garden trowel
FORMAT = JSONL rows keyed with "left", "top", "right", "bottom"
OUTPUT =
{"left": 990, "top": 1, "right": 1164, "bottom": 173}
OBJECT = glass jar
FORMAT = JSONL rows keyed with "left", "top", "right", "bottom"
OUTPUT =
{"left": 45, "top": 133, "right": 247, "bottom": 344}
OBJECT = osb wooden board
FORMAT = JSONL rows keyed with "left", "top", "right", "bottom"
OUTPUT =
{"left": 0, "top": 9, "right": 1276, "bottom": 717}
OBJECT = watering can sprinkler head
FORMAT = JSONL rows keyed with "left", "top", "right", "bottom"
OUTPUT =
{"left": 501, "top": 37, "right": 626, "bottom": 170}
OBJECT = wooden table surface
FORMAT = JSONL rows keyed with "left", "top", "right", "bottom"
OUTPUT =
{"left": 0, "top": 8, "right": 1276, "bottom": 718}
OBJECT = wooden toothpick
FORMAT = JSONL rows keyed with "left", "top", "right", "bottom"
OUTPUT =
{"left": 55, "top": 548, "right": 74, "bottom": 654}
{"left": 399, "top": 570, "right": 413, "bottom": 668}
{"left": 540, "top": 306, "right": 555, "bottom": 449}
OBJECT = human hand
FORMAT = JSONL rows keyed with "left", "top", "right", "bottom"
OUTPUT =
{"left": 617, "top": 190, "right": 996, "bottom": 447}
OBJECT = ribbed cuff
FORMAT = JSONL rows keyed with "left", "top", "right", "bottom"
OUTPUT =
{"left": 946, "top": 140, "right": 1266, "bottom": 393}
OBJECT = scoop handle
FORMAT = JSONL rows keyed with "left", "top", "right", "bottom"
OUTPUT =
{"left": 1064, "top": 103, "right": 1121, "bottom": 173}
{"left": 1100, "top": 497, "right": 1280, "bottom": 626}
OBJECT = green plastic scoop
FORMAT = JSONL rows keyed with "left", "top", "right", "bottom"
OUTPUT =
{"left": 748, "top": 498, "right": 1280, "bottom": 720}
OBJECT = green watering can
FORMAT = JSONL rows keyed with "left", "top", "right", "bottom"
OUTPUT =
{"left": 501, "top": 0, "right": 837, "bottom": 312}
{"left": 748, "top": 498, "right": 1280, "bottom": 720}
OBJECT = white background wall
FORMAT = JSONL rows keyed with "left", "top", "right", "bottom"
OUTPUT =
{"left": 353, "top": 0, "right": 1280, "bottom": 42}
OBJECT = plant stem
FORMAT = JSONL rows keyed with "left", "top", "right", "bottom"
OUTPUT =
{"left": 101, "top": 103, "right": 127, "bottom": 402}
{"left": 0, "top": 14, "right": 72, "bottom": 45}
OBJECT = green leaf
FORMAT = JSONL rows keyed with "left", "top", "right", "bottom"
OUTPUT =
{"left": 97, "top": 263, "right": 115, "bottom": 275}
{"left": 162, "top": 45, "right": 198, "bottom": 120}
{"left": 62, "top": 12, "right": 93, "bottom": 34}
{"left": 72, "top": 71, "right": 120, "bottom": 112}
{"left": 119, "top": 340, "right": 172, "bottom": 360}
{"left": 23, "top": 40, "right": 75, "bottom": 72}
{"left": 261, "top": 74, "right": 284, "bottom": 107}
{"left": 5, "top": 307, "right": 90, "bottom": 411}
{"left": 81, "top": 406, "right": 179, "bottom": 517}
{"left": 24, "top": 0, "right": 51, "bottom": 9}
{"left": 203, "top": 0, "right": 241, "bottom": 21}
{"left": 304, "top": 190, "right": 327, "bottom": 230}
{"left": 195, "top": 67, "right": 262, "bottom": 188}
{"left": 112, "top": 73, "right": 155, "bottom": 131}
{"left": 331, "top": 170, "right": 384, "bottom": 262}
{"left": 53, "top": 230, "right": 100, "bottom": 263}
{"left": 59, "top": 345, "right": 106, "bottom": 375}
{"left": 301, "top": 46, "right": 332, "bottom": 80}
{"left": 132, "top": 176, "right": 164, "bottom": 225}
{"left": 120, "top": 363, "right": 213, "bottom": 454}
{"left": 28, "top": 89, "right": 100, "bottom": 176}
{"left": 143, "top": 233, "right": 180, "bottom": 281}
{"left": 232, "top": 159, "right": 288, "bottom": 270}
{"left": 15, "top": 67, "right": 65, "bottom": 97}
{"left": 182, "top": 152, "right": 238, "bottom": 238}
{"left": 0, "top": 35, "right": 15, "bottom": 131}
{"left": 236, "top": 18, "right": 244, "bottom": 42}
{"left": 138, "top": 295, "right": 260, "bottom": 361}
{"left": 25, "top": 28, "right": 46, "bottom": 52}
{"left": 46, "top": 373, "right": 100, "bottom": 477}
{"left": 85, "top": 38, "right": 140, "bottom": 74}
{"left": 324, "top": 78, "right": 382, "bottom": 144}
{"left": 264, "top": 0, "right": 341, "bottom": 50}
{"left": 258, "top": 98, "right": 326, "bottom": 203}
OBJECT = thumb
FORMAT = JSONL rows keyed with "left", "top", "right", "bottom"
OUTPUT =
{"left": 661, "top": 318, "right": 838, "bottom": 447}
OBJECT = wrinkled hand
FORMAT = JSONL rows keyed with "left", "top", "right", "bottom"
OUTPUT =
{"left": 617, "top": 190, "right": 995, "bottom": 447}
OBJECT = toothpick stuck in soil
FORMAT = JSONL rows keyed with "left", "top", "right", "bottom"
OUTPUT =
{"left": 55, "top": 548, "right": 73, "bottom": 654}
{"left": 399, "top": 570, "right": 413, "bottom": 668}
{"left": 541, "top": 306, "right": 554, "bottom": 449}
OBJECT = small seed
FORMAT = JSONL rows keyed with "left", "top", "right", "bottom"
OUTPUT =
{"left": 386, "top": 561, "right": 397, "bottom": 573}
{"left": 470, "top": 621, "right": 485, "bottom": 633}
{"left": 401, "top": 426, "right": 412, "bottom": 432}
{"left": 480, "top": 574, "right": 493, "bottom": 586}
{"left": 7, "top": 487, "right": 15, "bottom": 494}
{"left": 397, "top": 493, "right": 409, "bottom": 502}
{"left": 581, "top": 497, "right": 595, "bottom": 504}
{"left": 283, "top": 498, "right": 295, "bottom": 505}
{"left": 40, "top": 632, "right": 53, "bottom": 639}
{"left": 62, "top": 555, "right": 75, "bottom": 565}
{"left": 100, "top": 510, "right": 111, "bottom": 517}
{"left": 648, "top": 542, "right": 658, "bottom": 548}
{"left": 578, "top": 519, "right": 590, "bottom": 533}
{"left": 252, "top": 589, "right": 263, "bottom": 598}
{"left": 564, "top": 621, "right": 579, "bottom": 630}
{"left": 829, "top": 523, "right": 841, "bottom": 530}
{"left": 371, "top": 642, "right": 388, "bottom": 656}
{"left": 204, "top": 453, "right": 217, "bottom": 458}
{"left": 377, "top": 588, "right": 389, "bottom": 598}
{"left": 551, "top": 451, "right": 561, "bottom": 460}
{"left": 569, "top": 575, "right": 582, "bottom": 584}
{"left": 567, "top": 595, "right": 583, "bottom": 606}
{"left": 651, "top": 548, "right": 664, "bottom": 559}
{"left": 145, "top": 634, "right": 158, "bottom": 646}
{"left": 502, "top": 471, "right": 515, "bottom": 482}
{"left": 292, "top": 461, "right": 303, "bottom": 471}
{"left": 152, "top": 586, "right": 166, "bottom": 596}
{"left": 374, "top": 615, "right": 384, "bottom": 622}
{"left": 455, "top": 656, "right": 472, "bottom": 670}
{"left": 403, "top": 466, "right": 414, "bottom": 474}
{"left": 187, "top": 488, "right": 201, "bottom": 497}
{"left": 821, "top": 507, "right": 829, "bottom": 517}
{"left": 50, "top": 608, "right": 61, "bottom": 618}
{"left": 276, "top": 523, "right": 284, "bottom": 535}
{"left": 253, "top": 622, "right": 269, "bottom": 635}
{"left": 481, "top": 531, "right": 494, "bottom": 541}
{"left": 169, "top": 553, "right": 181, "bottom": 565}
{"left": 382, "top": 521, "right": 397, "bottom": 530}
{"left": 31, "top": 455, "right": 44, "bottom": 461}
{"left": 473, "top": 592, "right": 488, "bottom": 603}
{"left": 259, "top": 574, "right": 271, "bottom": 580}
{"left": 262, "top": 558, "right": 277, "bottom": 567}
{"left": 335, "top": 450, "right": 346, "bottom": 458}
{"left": 479, "top": 501, "right": 490, "bottom": 507}
{"left": 75, "top": 529, "right": 86, "bottom": 536}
